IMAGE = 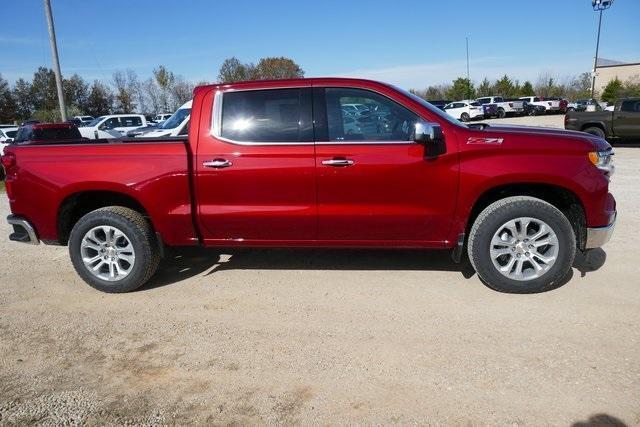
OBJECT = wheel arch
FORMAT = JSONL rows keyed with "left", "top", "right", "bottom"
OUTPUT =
{"left": 580, "top": 122, "right": 608, "bottom": 136}
{"left": 465, "top": 183, "right": 587, "bottom": 251}
{"left": 56, "top": 190, "right": 151, "bottom": 245}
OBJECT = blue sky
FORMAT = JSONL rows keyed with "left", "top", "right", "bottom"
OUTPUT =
{"left": 1, "top": 0, "right": 638, "bottom": 89}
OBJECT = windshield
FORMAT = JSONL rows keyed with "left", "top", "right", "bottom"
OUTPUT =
{"left": 393, "top": 85, "right": 467, "bottom": 127}
{"left": 5, "top": 130, "right": 17, "bottom": 138}
{"left": 87, "top": 116, "right": 104, "bottom": 127}
{"left": 160, "top": 108, "right": 191, "bottom": 129}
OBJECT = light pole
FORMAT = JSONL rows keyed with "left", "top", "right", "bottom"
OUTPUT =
{"left": 43, "top": 0, "right": 67, "bottom": 122}
{"left": 590, "top": 0, "right": 614, "bottom": 99}
{"left": 466, "top": 37, "right": 471, "bottom": 99}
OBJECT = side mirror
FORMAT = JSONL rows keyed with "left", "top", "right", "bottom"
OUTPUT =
{"left": 414, "top": 121, "right": 446, "bottom": 158}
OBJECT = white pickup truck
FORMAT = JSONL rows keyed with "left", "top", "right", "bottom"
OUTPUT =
{"left": 476, "top": 96, "right": 525, "bottom": 118}
{"left": 519, "top": 96, "right": 567, "bottom": 114}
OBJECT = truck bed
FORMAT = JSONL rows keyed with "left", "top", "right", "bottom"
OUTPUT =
{"left": 4, "top": 136, "right": 198, "bottom": 246}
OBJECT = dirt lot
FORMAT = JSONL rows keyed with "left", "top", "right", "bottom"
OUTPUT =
{"left": 1, "top": 115, "right": 639, "bottom": 425}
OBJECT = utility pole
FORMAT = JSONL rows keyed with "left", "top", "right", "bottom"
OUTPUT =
{"left": 590, "top": 9, "right": 603, "bottom": 99}
{"left": 43, "top": 0, "right": 67, "bottom": 121}
{"left": 590, "top": 0, "right": 614, "bottom": 99}
{"left": 466, "top": 37, "right": 471, "bottom": 99}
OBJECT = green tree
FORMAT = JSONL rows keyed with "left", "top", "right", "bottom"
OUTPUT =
{"left": 12, "top": 78, "right": 33, "bottom": 120}
{"left": 112, "top": 70, "right": 137, "bottom": 113}
{"left": 217, "top": 57, "right": 255, "bottom": 83}
{"left": 63, "top": 74, "right": 89, "bottom": 113}
{"left": 520, "top": 81, "right": 535, "bottom": 96}
{"left": 30, "top": 67, "right": 58, "bottom": 112}
{"left": 0, "top": 74, "right": 17, "bottom": 123}
{"left": 476, "top": 78, "right": 493, "bottom": 97}
{"left": 254, "top": 57, "right": 304, "bottom": 80}
{"left": 493, "top": 74, "right": 515, "bottom": 97}
{"left": 601, "top": 77, "right": 623, "bottom": 103}
{"left": 84, "top": 80, "right": 113, "bottom": 117}
{"left": 217, "top": 56, "right": 304, "bottom": 83}
{"left": 446, "top": 77, "right": 475, "bottom": 100}
{"left": 153, "top": 65, "right": 175, "bottom": 112}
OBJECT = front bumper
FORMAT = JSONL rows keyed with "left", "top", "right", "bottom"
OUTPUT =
{"left": 7, "top": 215, "right": 39, "bottom": 245}
{"left": 585, "top": 215, "right": 616, "bottom": 249}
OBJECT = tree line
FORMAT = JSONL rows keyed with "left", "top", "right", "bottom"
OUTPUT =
{"left": 0, "top": 56, "right": 305, "bottom": 124}
{"left": 0, "top": 65, "right": 195, "bottom": 123}
{"left": 410, "top": 72, "right": 640, "bottom": 103}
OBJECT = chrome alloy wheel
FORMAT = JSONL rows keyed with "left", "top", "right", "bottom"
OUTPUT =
{"left": 80, "top": 226, "right": 136, "bottom": 282}
{"left": 489, "top": 217, "right": 559, "bottom": 281}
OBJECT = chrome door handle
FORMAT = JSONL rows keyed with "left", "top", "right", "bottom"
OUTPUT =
{"left": 322, "top": 158, "right": 354, "bottom": 167}
{"left": 203, "top": 159, "right": 232, "bottom": 168}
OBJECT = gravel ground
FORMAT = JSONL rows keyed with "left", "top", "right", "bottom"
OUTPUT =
{"left": 1, "top": 115, "right": 639, "bottom": 425}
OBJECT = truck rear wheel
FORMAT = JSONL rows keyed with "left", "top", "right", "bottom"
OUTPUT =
{"left": 496, "top": 108, "right": 506, "bottom": 118}
{"left": 468, "top": 196, "right": 575, "bottom": 293}
{"left": 460, "top": 113, "right": 470, "bottom": 122}
{"left": 68, "top": 207, "right": 160, "bottom": 293}
{"left": 582, "top": 126, "right": 606, "bottom": 138}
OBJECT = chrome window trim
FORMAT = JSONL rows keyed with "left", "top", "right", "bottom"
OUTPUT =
{"left": 210, "top": 86, "right": 419, "bottom": 147}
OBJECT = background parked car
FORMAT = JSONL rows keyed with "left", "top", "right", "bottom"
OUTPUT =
{"left": 73, "top": 115, "right": 94, "bottom": 125}
{"left": 79, "top": 114, "right": 147, "bottom": 139}
{"left": 443, "top": 100, "right": 484, "bottom": 122}
{"left": 0, "top": 126, "right": 18, "bottom": 154}
{"left": 519, "top": 96, "right": 567, "bottom": 114}
{"left": 151, "top": 113, "right": 172, "bottom": 124}
{"left": 427, "top": 100, "right": 453, "bottom": 110}
{"left": 565, "top": 96, "right": 640, "bottom": 140}
{"left": 137, "top": 100, "right": 191, "bottom": 138}
{"left": 476, "top": 96, "right": 525, "bottom": 118}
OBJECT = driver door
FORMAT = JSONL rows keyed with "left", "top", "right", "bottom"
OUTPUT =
{"left": 313, "top": 86, "right": 458, "bottom": 244}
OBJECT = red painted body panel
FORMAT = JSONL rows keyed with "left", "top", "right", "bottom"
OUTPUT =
{"left": 3, "top": 77, "right": 615, "bottom": 251}
{"left": 5, "top": 142, "right": 197, "bottom": 246}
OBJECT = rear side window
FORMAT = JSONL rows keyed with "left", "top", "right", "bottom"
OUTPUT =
{"left": 494, "top": 97, "right": 504, "bottom": 102}
{"left": 122, "top": 116, "right": 143, "bottom": 127}
{"left": 221, "top": 88, "right": 312, "bottom": 143}
{"left": 621, "top": 100, "right": 640, "bottom": 112}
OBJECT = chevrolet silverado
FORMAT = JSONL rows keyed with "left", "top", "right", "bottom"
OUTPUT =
{"left": 2, "top": 78, "right": 616, "bottom": 293}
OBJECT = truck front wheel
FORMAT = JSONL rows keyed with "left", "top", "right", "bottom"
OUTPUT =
{"left": 496, "top": 108, "right": 506, "bottom": 118}
{"left": 68, "top": 207, "right": 160, "bottom": 293}
{"left": 468, "top": 196, "right": 576, "bottom": 293}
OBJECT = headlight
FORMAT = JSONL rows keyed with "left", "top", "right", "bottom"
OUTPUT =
{"left": 588, "top": 150, "right": 614, "bottom": 175}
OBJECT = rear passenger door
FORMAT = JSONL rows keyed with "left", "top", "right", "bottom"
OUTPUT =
{"left": 614, "top": 100, "right": 640, "bottom": 138}
{"left": 195, "top": 85, "right": 317, "bottom": 243}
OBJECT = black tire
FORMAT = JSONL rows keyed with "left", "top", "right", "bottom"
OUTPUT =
{"left": 582, "top": 126, "right": 606, "bottom": 138}
{"left": 69, "top": 206, "right": 160, "bottom": 293}
{"left": 468, "top": 196, "right": 576, "bottom": 294}
{"left": 496, "top": 108, "right": 506, "bottom": 119}
{"left": 460, "top": 112, "right": 470, "bottom": 122}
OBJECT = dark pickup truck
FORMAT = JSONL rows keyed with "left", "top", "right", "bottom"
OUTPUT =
{"left": 565, "top": 97, "right": 640, "bottom": 140}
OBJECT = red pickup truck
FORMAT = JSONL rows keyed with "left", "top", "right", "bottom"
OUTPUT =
{"left": 2, "top": 78, "right": 616, "bottom": 294}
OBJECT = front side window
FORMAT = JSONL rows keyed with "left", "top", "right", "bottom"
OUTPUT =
{"left": 221, "top": 88, "right": 310, "bottom": 143}
{"left": 324, "top": 88, "right": 418, "bottom": 142}
{"left": 100, "top": 117, "right": 120, "bottom": 130}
